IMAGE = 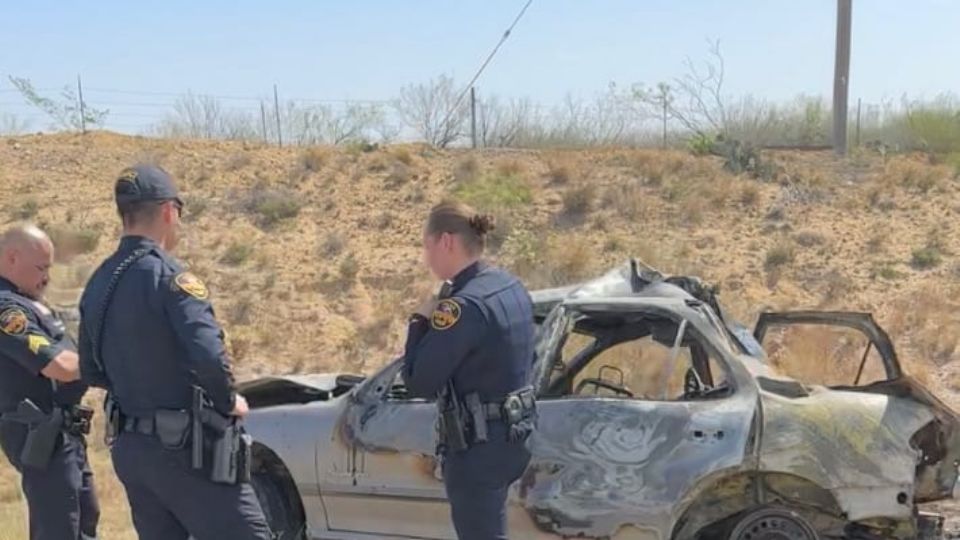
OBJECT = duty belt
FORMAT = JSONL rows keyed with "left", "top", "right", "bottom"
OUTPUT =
{"left": 478, "top": 388, "right": 537, "bottom": 422}
{"left": 120, "top": 415, "right": 157, "bottom": 435}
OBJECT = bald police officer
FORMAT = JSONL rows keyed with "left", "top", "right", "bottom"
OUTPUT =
{"left": 0, "top": 223, "right": 100, "bottom": 540}
{"left": 78, "top": 164, "right": 270, "bottom": 540}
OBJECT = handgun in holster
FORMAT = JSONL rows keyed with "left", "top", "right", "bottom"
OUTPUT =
{"left": 5, "top": 399, "right": 63, "bottom": 469}
{"left": 464, "top": 393, "right": 488, "bottom": 444}
{"left": 436, "top": 382, "right": 468, "bottom": 454}
{"left": 190, "top": 385, "right": 252, "bottom": 485}
{"left": 103, "top": 396, "right": 120, "bottom": 446}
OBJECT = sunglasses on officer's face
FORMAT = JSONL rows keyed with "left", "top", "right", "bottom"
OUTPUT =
{"left": 157, "top": 199, "right": 184, "bottom": 218}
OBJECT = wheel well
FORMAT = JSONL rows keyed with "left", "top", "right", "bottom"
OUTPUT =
{"left": 671, "top": 472, "right": 845, "bottom": 540}
{"left": 252, "top": 443, "right": 306, "bottom": 526}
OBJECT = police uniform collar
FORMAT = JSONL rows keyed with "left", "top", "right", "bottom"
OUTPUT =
{"left": 0, "top": 275, "right": 17, "bottom": 293}
{"left": 451, "top": 260, "right": 486, "bottom": 291}
{"left": 119, "top": 235, "right": 160, "bottom": 251}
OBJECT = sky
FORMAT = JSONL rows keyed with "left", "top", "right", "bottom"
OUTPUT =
{"left": 1, "top": 0, "right": 957, "bottom": 133}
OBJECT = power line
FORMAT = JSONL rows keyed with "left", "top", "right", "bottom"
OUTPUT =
{"left": 437, "top": 0, "right": 535, "bottom": 133}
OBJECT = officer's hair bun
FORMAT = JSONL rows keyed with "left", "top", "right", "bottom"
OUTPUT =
{"left": 468, "top": 214, "right": 496, "bottom": 236}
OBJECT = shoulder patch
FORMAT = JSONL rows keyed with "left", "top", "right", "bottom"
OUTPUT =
{"left": 27, "top": 334, "right": 51, "bottom": 355}
{"left": 0, "top": 307, "right": 28, "bottom": 336}
{"left": 118, "top": 167, "right": 138, "bottom": 183}
{"left": 431, "top": 299, "right": 462, "bottom": 331}
{"left": 173, "top": 272, "right": 209, "bottom": 300}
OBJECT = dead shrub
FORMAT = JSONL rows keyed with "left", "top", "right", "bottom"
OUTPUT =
{"left": 391, "top": 147, "right": 414, "bottom": 165}
{"left": 739, "top": 184, "right": 761, "bottom": 207}
{"left": 220, "top": 241, "right": 254, "bottom": 266}
{"left": 384, "top": 164, "right": 411, "bottom": 189}
{"left": 300, "top": 147, "right": 330, "bottom": 172}
{"left": 241, "top": 183, "right": 303, "bottom": 229}
{"left": 794, "top": 231, "right": 826, "bottom": 248}
{"left": 453, "top": 156, "right": 480, "bottom": 184}
{"left": 321, "top": 232, "right": 346, "bottom": 258}
{"left": 339, "top": 253, "right": 360, "bottom": 281}
{"left": 224, "top": 152, "right": 252, "bottom": 171}
{"left": 556, "top": 183, "right": 596, "bottom": 227}
{"left": 48, "top": 225, "right": 101, "bottom": 262}
{"left": 495, "top": 159, "right": 524, "bottom": 177}
{"left": 764, "top": 243, "right": 795, "bottom": 270}
{"left": 10, "top": 199, "right": 39, "bottom": 221}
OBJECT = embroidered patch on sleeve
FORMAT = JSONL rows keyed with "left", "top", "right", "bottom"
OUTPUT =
{"left": 0, "top": 307, "right": 28, "bottom": 336}
{"left": 173, "top": 272, "right": 209, "bottom": 300}
{"left": 27, "top": 334, "right": 51, "bottom": 355}
{"left": 430, "top": 299, "right": 462, "bottom": 331}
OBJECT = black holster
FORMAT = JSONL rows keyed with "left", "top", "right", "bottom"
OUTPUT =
{"left": 104, "top": 395, "right": 121, "bottom": 447}
{"left": 208, "top": 420, "right": 252, "bottom": 485}
{"left": 2, "top": 399, "right": 64, "bottom": 469}
{"left": 464, "top": 393, "right": 488, "bottom": 444}
{"left": 192, "top": 386, "right": 251, "bottom": 485}
{"left": 154, "top": 409, "right": 191, "bottom": 449}
{"left": 436, "top": 382, "right": 468, "bottom": 454}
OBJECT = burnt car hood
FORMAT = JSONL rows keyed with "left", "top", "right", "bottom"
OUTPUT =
{"left": 238, "top": 373, "right": 365, "bottom": 409}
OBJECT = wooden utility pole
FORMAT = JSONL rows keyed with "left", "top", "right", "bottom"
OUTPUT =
{"left": 832, "top": 0, "right": 853, "bottom": 156}
{"left": 470, "top": 87, "right": 478, "bottom": 149}
{"left": 77, "top": 74, "right": 87, "bottom": 134}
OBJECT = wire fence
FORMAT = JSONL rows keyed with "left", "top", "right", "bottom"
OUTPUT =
{"left": 2, "top": 77, "right": 958, "bottom": 153}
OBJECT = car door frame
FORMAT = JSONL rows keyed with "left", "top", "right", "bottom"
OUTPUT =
{"left": 753, "top": 311, "right": 902, "bottom": 382}
{"left": 327, "top": 358, "right": 454, "bottom": 539}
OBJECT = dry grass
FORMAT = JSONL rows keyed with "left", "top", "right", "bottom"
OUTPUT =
{"left": 763, "top": 324, "right": 888, "bottom": 386}
{"left": 556, "top": 183, "right": 596, "bottom": 227}
{"left": 3, "top": 134, "right": 960, "bottom": 536}
{"left": 220, "top": 241, "right": 254, "bottom": 266}
{"left": 764, "top": 243, "right": 796, "bottom": 270}
{"left": 240, "top": 184, "right": 303, "bottom": 229}
{"left": 301, "top": 146, "right": 330, "bottom": 173}
{"left": 47, "top": 224, "right": 102, "bottom": 262}
{"left": 452, "top": 156, "right": 479, "bottom": 184}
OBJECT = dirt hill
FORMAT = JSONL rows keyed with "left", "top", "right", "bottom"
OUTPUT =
{"left": 1, "top": 131, "right": 960, "bottom": 537}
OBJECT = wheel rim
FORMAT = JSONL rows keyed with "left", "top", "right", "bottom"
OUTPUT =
{"left": 730, "top": 509, "right": 818, "bottom": 540}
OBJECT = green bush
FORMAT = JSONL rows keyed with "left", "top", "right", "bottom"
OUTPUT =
{"left": 221, "top": 241, "right": 254, "bottom": 266}
{"left": 451, "top": 173, "right": 532, "bottom": 208}
{"left": 243, "top": 185, "right": 303, "bottom": 229}
{"left": 764, "top": 244, "right": 795, "bottom": 270}
{"left": 911, "top": 247, "right": 942, "bottom": 270}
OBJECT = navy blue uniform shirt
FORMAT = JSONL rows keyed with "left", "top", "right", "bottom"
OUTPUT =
{"left": 0, "top": 277, "right": 86, "bottom": 414}
{"left": 402, "top": 261, "right": 535, "bottom": 402}
{"left": 78, "top": 236, "right": 237, "bottom": 417}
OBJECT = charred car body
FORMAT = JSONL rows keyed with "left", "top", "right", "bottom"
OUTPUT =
{"left": 241, "top": 260, "right": 960, "bottom": 539}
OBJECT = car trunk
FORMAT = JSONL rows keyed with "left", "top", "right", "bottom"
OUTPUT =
{"left": 754, "top": 311, "right": 960, "bottom": 503}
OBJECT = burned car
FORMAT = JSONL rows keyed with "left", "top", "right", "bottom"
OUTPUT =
{"left": 241, "top": 260, "right": 960, "bottom": 539}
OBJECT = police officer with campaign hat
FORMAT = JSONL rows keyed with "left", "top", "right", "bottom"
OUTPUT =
{"left": 0, "top": 223, "right": 100, "bottom": 540}
{"left": 402, "top": 200, "right": 537, "bottom": 540}
{"left": 78, "top": 164, "right": 270, "bottom": 540}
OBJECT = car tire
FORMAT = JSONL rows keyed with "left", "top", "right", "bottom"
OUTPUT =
{"left": 726, "top": 507, "right": 820, "bottom": 540}
{"left": 252, "top": 467, "right": 306, "bottom": 540}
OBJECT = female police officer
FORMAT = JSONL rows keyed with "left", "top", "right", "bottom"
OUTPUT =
{"left": 402, "top": 201, "right": 536, "bottom": 540}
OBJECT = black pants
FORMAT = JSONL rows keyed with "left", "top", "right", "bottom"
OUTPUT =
{"left": 442, "top": 423, "right": 531, "bottom": 540}
{"left": 0, "top": 422, "right": 100, "bottom": 540}
{"left": 111, "top": 431, "right": 271, "bottom": 540}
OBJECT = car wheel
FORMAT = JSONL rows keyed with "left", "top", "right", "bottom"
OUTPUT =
{"left": 252, "top": 467, "right": 306, "bottom": 540}
{"left": 726, "top": 507, "right": 820, "bottom": 540}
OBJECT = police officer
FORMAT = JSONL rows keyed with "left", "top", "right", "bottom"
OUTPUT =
{"left": 77, "top": 164, "right": 270, "bottom": 540}
{"left": 402, "top": 201, "right": 537, "bottom": 540}
{"left": 0, "top": 223, "right": 100, "bottom": 540}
